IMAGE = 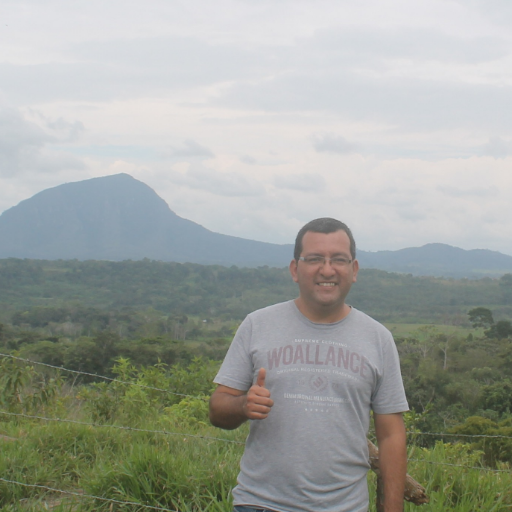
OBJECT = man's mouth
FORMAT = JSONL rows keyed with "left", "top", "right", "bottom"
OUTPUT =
{"left": 317, "top": 282, "right": 336, "bottom": 287}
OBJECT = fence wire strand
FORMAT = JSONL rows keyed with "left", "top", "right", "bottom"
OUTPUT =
{"left": 0, "top": 477, "right": 178, "bottom": 512}
{"left": 1, "top": 458, "right": 509, "bottom": 512}
{"left": 0, "top": 351, "right": 206, "bottom": 400}
{"left": 367, "top": 455, "right": 510, "bottom": 474}
{"left": 0, "top": 410, "right": 245, "bottom": 445}
{"left": 3, "top": 410, "right": 510, "bottom": 473}
{"left": 3, "top": 353, "right": 512, "bottom": 441}
{"left": 406, "top": 430, "right": 512, "bottom": 440}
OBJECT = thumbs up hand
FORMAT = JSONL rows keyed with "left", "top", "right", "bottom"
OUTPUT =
{"left": 243, "top": 368, "right": 274, "bottom": 420}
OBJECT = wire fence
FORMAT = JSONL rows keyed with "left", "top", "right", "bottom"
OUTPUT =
{"left": 2, "top": 352, "right": 512, "bottom": 442}
{"left": 0, "top": 352, "right": 200, "bottom": 400}
{"left": 0, "top": 477, "right": 178, "bottom": 512}
{"left": 0, "top": 410, "right": 244, "bottom": 445}
{"left": 2, "top": 352, "right": 512, "bottom": 443}
{"left": 1, "top": 352, "right": 511, "bottom": 510}
{"left": 406, "top": 430, "right": 512, "bottom": 440}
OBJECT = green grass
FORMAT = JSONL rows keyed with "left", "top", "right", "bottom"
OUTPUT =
{"left": 384, "top": 323, "right": 480, "bottom": 338}
{"left": 2, "top": 417, "right": 512, "bottom": 511}
{"left": 0, "top": 419, "right": 245, "bottom": 511}
{"left": 1, "top": 357, "right": 511, "bottom": 511}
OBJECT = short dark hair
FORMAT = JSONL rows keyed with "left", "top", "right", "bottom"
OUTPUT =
{"left": 294, "top": 218, "right": 356, "bottom": 260}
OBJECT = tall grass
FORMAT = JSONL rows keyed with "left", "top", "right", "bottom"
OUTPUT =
{"left": 2, "top": 418, "right": 512, "bottom": 511}
{"left": 1, "top": 357, "right": 511, "bottom": 511}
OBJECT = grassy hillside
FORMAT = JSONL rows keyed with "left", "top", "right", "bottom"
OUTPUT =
{"left": 1, "top": 356, "right": 511, "bottom": 511}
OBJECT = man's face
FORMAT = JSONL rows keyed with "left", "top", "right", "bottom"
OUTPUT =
{"left": 289, "top": 230, "right": 359, "bottom": 315}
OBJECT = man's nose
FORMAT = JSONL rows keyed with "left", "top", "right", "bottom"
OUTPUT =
{"left": 319, "top": 259, "right": 336, "bottom": 273}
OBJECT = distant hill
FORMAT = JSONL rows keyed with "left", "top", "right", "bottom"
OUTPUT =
{"left": 0, "top": 174, "right": 291, "bottom": 267}
{"left": 356, "top": 244, "right": 512, "bottom": 279}
{"left": 1, "top": 173, "right": 511, "bottom": 277}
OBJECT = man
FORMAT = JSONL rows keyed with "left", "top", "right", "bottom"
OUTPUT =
{"left": 209, "top": 218, "right": 408, "bottom": 512}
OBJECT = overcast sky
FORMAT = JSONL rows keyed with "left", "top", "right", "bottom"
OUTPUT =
{"left": 2, "top": 0, "right": 512, "bottom": 255}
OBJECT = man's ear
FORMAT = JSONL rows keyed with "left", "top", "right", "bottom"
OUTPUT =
{"left": 352, "top": 259, "right": 359, "bottom": 283}
{"left": 289, "top": 259, "right": 299, "bottom": 283}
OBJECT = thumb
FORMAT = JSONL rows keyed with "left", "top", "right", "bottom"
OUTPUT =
{"left": 256, "top": 367, "right": 266, "bottom": 388}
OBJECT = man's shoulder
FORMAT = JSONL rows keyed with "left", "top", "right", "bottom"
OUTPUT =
{"left": 349, "top": 307, "right": 392, "bottom": 336}
{"left": 247, "top": 300, "right": 295, "bottom": 321}
{"left": 235, "top": 300, "right": 297, "bottom": 338}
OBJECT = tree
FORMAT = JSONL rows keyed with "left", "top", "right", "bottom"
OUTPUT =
{"left": 437, "top": 332, "right": 459, "bottom": 371}
{"left": 467, "top": 307, "right": 494, "bottom": 330}
{"left": 406, "top": 326, "right": 440, "bottom": 359}
{"left": 499, "top": 274, "right": 512, "bottom": 304}
{"left": 485, "top": 320, "right": 512, "bottom": 339}
{"left": 481, "top": 379, "right": 512, "bottom": 414}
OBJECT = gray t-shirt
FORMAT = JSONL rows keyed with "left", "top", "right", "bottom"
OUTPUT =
{"left": 214, "top": 301, "right": 408, "bottom": 512}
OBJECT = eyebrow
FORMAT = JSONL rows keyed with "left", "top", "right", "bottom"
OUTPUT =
{"left": 304, "top": 252, "right": 350, "bottom": 257}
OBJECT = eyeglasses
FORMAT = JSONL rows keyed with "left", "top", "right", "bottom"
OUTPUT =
{"left": 298, "top": 255, "right": 353, "bottom": 267}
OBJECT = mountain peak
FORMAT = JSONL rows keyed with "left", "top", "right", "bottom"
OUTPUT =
{"left": 0, "top": 174, "right": 292, "bottom": 266}
{"left": 1, "top": 174, "right": 511, "bottom": 277}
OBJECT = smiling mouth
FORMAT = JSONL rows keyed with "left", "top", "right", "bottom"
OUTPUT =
{"left": 318, "top": 282, "right": 336, "bottom": 287}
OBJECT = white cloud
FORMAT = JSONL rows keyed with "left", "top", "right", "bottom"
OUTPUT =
{"left": 481, "top": 136, "right": 512, "bottom": 158}
{"left": 166, "top": 163, "right": 265, "bottom": 197}
{"left": 273, "top": 173, "right": 326, "bottom": 192}
{"left": 0, "top": 107, "right": 86, "bottom": 177}
{"left": 162, "top": 139, "right": 214, "bottom": 158}
{"left": 312, "top": 133, "right": 358, "bottom": 155}
{"left": 240, "top": 155, "right": 257, "bottom": 165}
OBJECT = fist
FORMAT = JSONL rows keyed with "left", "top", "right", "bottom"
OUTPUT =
{"left": 243, "top": 368, "right": 274, "bottom": 420}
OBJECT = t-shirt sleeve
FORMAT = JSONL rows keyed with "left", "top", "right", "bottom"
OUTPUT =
{"left": 371, "top": 333, "right": 409, "bottom": 414}
{"left": 213, "top": 316, "right": 255, "bottom": 391}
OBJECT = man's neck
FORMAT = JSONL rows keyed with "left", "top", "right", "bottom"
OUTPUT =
{"left": 294, "top": 298, "right": 351, "bottom": 324}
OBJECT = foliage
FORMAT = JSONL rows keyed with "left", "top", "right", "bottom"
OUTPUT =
{"left": 1, "top": 358, "right": 512, "bottom": 510}
{"left": 162, "top": 397, "right": 211, "bottom": 429}
{"left": 2, "top": 259, "right": 512, "bottom": 330}
{"left": 1, "top": 408, "right": 512, "bottom": 511}
{"left": 468, "top": 307, "right": 494, "bottom": 329}
{"left": 449, "top": 416, "right": 512, "bottom": 466}
{"left": 78, "top": 357, "right": 219, "bottom": 426}
{"left": 485, "top": 320, "right": 512, "bottom": 339}
{"left": 400, "top": 441, "right": 511, "bottom": 511}
{"left": 3, "top": 259, "right": 512, "bottom": 509}
{"left": 0, "top": 354, "right": 64, "bottom": 415}
{"left": 500, "top": 274, "right": 512, "bottom": 304}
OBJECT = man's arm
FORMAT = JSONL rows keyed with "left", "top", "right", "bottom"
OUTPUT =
{"left": 209, "top": 368, "right": 273, "bottom": 430}
{"left": 374, "top": 412, "right": 407, "bottom": 512}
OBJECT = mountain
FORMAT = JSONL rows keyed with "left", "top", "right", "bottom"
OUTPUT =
{"left": 0, "top": 173, "right": 511, "bottom": 277}
{"left": 356, "top": 244, "right": 512, "bottom": 278}
{"left": 0, "top": 173, "right": 291, "bottom": 266}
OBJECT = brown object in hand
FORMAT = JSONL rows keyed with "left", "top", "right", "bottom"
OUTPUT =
{"left": 367, "top": 439, "right": 429, "bottom": 507}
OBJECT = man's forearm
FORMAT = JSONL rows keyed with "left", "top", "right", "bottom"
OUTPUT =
{"left": 379, "top": 435, "right": 407, "bottom": 511}
{"left": 375, "top": 413, "right": 407, "bottom": 512}
{"left": 209, "top": 391, "right": 248, "bottom": 430}
{"left": 210, "top": 371, "right": 273, "bottom": 430}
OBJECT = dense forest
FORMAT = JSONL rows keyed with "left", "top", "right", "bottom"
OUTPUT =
{"left": 1, "top": 258, "right": 512, "bottom": 433}
{"left": 2, "top": 258, "right": 512, "bottom": 324}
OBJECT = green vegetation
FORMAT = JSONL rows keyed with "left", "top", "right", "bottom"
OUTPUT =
{"left": 1, "top": 356, "right": 512, "bottom": 511}
{"left": 2, "top": 259, "right": 512, "bottom": 327}
{"left": 1, "top": 259, "right": 512, "bottom": 509}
